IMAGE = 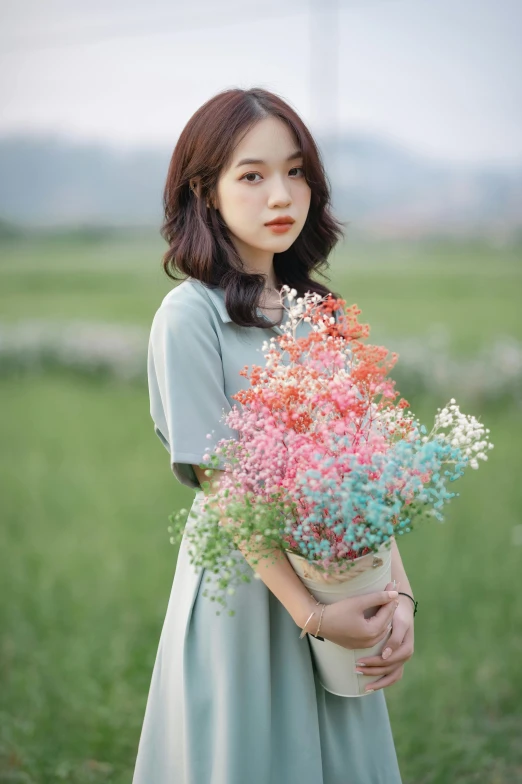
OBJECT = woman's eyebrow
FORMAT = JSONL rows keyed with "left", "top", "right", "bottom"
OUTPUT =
{"left": 235, "top": 150, "right": 303, "bottom": 168}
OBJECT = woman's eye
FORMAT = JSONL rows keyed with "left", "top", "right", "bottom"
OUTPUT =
{"left": 241, "top": 172, "right": 262, "bottom": 183}
{"left": 240, "top": 166, "right": 304, "bottom": 182}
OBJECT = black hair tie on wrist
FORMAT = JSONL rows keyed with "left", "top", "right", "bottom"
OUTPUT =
{"left": 398, "top": 592, "right": 418, "bottom": 617}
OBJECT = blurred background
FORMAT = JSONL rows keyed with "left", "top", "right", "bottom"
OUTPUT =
{"left": 0, "top": 0, "right": 521, "bottom": 782}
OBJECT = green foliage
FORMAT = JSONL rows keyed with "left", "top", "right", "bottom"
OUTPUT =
{"left": 169, "top": 473, "right": 300, "bottom": 615}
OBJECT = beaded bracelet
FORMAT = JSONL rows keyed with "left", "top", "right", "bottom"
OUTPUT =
{"left": 398, "top": 591, "right": 418, "bottom": 617}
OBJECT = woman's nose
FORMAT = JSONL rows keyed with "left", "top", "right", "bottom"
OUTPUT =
{"left": 269, "top": 175, "right": 292, "bottom": 207}
{"left": 267, "top": 178, "right": 292, "bottom": 208}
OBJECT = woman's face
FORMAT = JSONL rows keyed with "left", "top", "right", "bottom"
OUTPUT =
{"left": 214, "top": 116, "right": 312, "bottom": 269}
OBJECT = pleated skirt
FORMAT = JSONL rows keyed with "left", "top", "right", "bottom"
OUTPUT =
{"left": 132, "top": 492, "right": 403, "bottom": 784}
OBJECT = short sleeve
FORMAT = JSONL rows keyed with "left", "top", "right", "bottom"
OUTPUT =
{"left": 147, "top": 298, "right": 238, "bottom": 489}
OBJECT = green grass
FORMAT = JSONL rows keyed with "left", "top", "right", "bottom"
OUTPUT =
{"left": 1, "top": 376, "right": 521, "bottom": 783}
{"left": 329, "top": 239, "right": 522, "bottom": 355}
{"left": 0, "top": 232, "right": 171, "bottom": 326}
{"left": 1, "top": 232, "right": 521, "bottom": 782}
{"left": 1, "top": 233, "right": 521, "bottom": 353}
{"left": 0, "top": 374, "right": 193, "bottom": 783}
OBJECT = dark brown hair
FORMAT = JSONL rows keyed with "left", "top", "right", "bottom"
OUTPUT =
{"left": 161, "top": 87, "right": 345, "bottom": 328}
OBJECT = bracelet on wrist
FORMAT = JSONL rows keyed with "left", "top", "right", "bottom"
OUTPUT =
{"left": 398, "top": 591, "right": 418, "bottom": 616}
{"left": 298, "top": 594, "right": 325, "bottom": 641}
{"left": 314, "top": 603, "right": 326, "bottom": 640}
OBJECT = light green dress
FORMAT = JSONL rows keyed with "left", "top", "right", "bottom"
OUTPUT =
{"left": 132, "top": 278, "right": 403, "bottom": 784}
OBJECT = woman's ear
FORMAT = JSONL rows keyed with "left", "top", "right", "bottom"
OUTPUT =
{"left": 206, "top": 192, "right": 218, "bottom": 211}
{"left": 190, "top": 178, "right": 215, "bottom": 210}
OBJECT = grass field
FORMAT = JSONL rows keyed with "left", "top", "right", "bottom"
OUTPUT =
{"left": 1, "top": 231, "right": 521, "bottom": 353}
{"left": 0, "top": 233, "right": 521, "bottom": 783}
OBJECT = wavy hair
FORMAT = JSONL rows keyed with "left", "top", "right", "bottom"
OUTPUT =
{"left": 161, "top": 87, "right": 345, "bottom": 328}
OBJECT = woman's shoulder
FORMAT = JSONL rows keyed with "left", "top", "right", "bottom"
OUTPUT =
{"left": 153, "top": 278, "right": 221, "bottom": 328}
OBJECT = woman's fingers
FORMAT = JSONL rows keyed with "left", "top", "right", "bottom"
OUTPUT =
{"left": 360, "top": 590, "right": 398, "bottom": 615}
{"left": 363, "top": 665, "right": 405, "bottom": 693}
{"left": 358, "top": 623, "right": 414, "bottom": 668}
{"left": 364, "top": 597, "right": 398, "bottom": 643}
{"left": 355, "top": 661, "right": 396, "bottom": 676}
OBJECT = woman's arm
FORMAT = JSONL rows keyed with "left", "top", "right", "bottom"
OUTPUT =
{"left": 192, "top": 465, "right": 317, "bottom": 630}
{"left": 390, "top": 537, "right": 415, "bottom": 603}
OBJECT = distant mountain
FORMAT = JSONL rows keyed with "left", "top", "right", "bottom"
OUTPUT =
{"left": 0, "top": 132, "right": 520, "bottom": 239}
{"left": 320, "top": 137, "right": 522, "bottom": 240}
{"left": 0, "top": 135, "right": 169, "bottom": 228}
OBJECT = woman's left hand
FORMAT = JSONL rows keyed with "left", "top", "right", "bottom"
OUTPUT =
{"left": 355, "top": 592, "right": 415, "bottom": 693}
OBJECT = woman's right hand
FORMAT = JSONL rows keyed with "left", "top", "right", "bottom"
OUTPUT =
{"left": 318, "top": 587, "right": 399, "bottom": 650}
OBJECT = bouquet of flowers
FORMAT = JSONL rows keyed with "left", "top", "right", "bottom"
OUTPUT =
{"left": 168, "top": 286, "right": 493, "bottom": 696}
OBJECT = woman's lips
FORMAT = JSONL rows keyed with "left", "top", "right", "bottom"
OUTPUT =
{"left": 265, "top": 223, "right": 293, "bottom": 234}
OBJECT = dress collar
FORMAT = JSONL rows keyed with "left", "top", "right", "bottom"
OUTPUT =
{"left": 192, "top": 278, "right": 289, "bottom": 334}
{"left": 198, "top": 281, "right": 232, "bottom": 323}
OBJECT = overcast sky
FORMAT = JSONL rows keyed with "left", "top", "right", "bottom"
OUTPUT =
{"left": 1, "top": 0, "right": 521, "bottom": 165}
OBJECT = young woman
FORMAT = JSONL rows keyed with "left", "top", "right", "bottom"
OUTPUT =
{"left": 132, "top": 87, "right": 414, "bottom": 784}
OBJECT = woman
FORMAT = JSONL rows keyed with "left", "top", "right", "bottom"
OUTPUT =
{"left": 132, "top": 87, "right": 414, "bottom": 784}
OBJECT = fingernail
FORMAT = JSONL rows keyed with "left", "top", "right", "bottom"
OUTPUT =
{"left": 355, "top": 669, "right": 365, "bottom": 675}
{"left": 388, "top": 591, "right": 398, "bottom": 598}
{"left": 391, "top": 579, "right": 396, "bottom": 589}
{"left": 382, "top": 647, "right": 392, "bottom": 660}
{"left": 356, "top": 661, "right": 365, "bottom": 667}
{"left": 365, "top": 689, "right": 375, "bottom": 694}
